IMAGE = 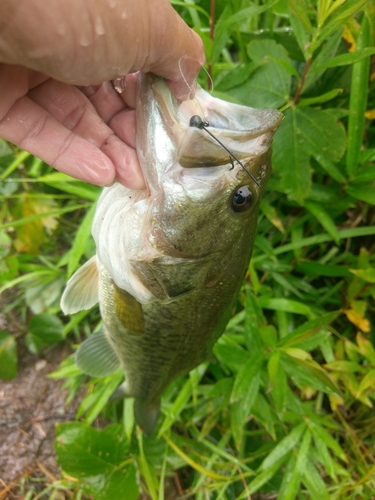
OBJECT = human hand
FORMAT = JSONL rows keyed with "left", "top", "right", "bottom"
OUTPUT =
{"left": 0, "top": 0, "right": 205, "bottom": 188}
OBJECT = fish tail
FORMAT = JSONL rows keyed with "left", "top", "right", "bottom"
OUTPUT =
{"left": 134, "top": 399, "right": 160, "bottom": 437}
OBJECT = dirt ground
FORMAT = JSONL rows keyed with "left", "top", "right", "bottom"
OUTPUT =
{"left": 0, "top": 335, "right": 83, "bottom": 499}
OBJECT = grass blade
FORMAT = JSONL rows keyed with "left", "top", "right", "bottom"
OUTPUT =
{"left": 346, "top": 14, "right": 371, "bottom": 176}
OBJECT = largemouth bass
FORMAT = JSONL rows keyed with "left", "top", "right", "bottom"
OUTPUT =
{"left": 61, "top": 73, "right": 282, "bottom": 435}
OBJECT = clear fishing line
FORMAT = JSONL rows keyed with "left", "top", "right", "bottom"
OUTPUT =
{"left": 178, "top": 57, "right": 260, "bottom": 187}
{"left": 177, "top": 55, "right": 211, "bottom": 122}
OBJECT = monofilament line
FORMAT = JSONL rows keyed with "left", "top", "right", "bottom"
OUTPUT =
{"left": 189, "top": 115, "right": 261, "bottom": 188}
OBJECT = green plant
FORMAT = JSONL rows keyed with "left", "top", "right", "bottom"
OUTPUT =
{"left": 1, "top": 0, "right": 375, "bottom": 498}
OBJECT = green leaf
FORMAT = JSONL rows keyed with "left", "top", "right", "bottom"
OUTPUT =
{"left": 278, "top": 453, "right": 300, "bottom": 500}
{"left": 214, "top": 339, "right": 249, "bottom": 371}
{"left": 312, "top": 434, "right": 337, "bottom": 481}
{"left": 25, "top": 278, "right": 64, "bottom": 314}
{"left": 37, "top": 172, "right": 100, "bottom": 200}
{"left": 279, "top": 312, "right": 339, "bottom": 347}
{"left": 0, "top": 139, "right": 12, "bottom": 157}
{"left": 67, "top": 202, "right": 96, "bottom": 278}
{"left": 304, "top": 200, "right": 340, "bottom": 244}
{"left": 272, "top": 226, "right": 375, "bottom": 256}
{"left": 244, "top": 458, "right": 285, "bottom": 497}
{"left": 350, "top": 268, "right": 375, "bottom": 283}
{"left": 215, "top": 63, "right": 259, "bottom": 92}
{"left": 357, "top": 369, "right": 375, "bottom": 396}
{"left": 281, "top": 355, "right": 340, "bottom": 395}
{"left": 303, "top": 461, "right": 331, "bottom": 500}
{"left": 288, "top": 8, "right": 311, "bottom": 59}
{"left": 0, "top": 331, "right": 17, "bottom": 379}
{"left": 137, "top": 432, "right": 158, "bottom": 500}
{"left": 231, "top": 371, "right": 261, "bottom": 447}
{"left": 0, "top": 230, "right": 12, "bottom": 259}
{"left": 352, "top": 165, "right": 375, "bottom": 182}
{"left": 252, "top": 394, "right": 277, "bottom": 439}
{"left": 217, "top": 0, "right": 282, "bottom": 31}
{"left": 259, "top": 421, "right": 306, "bottom": 470}
{"left": 346, "top": 181, "right": 375, "bottom": 204}
{"left": 313, "top": 154, "right": 347, "bottom": 183}
{"left": 158, "top": 378, "right": 192, "bottom": 437}
{"left": 318, "top": 0, "right": 369, "bottom": 41}
{"left": 279, "top": 429, "right": 312, "bottom": 500}
{"left": 313, "top": 47, "right": 375, "bottom": 72}
{"left": 272, "top": 107, "right": 346, "bottom": 204}
{"left": 298, "top": 88, "right": 343, "bottom": 107}
{"left": 295, "top": 428, "right": 312, "bottom": 474}
{"left": 288, "top": 0, "right": 313, "bottom": 33}
{"left": 56, "top": 422, "right": 138, "bottom": 500}
{"left": 244, "top": 289, "right": 264, "bottom": 354}
{"left": 346, "top": 14, "right": 371, "bottom": 175}
{"left": 123, "top": 398, "right": 135, "bottom": 441}
{"left": 260, "top": 201, "right": 285, "bottom": 233}
{"left": 258, "top": 297, "right": 313, "bottom": 318}
{"left": 268, "top": 352, "right": 287, "bottom": 413}
{"left": 309, "top": 422, "right": 347, "bottom": 462}
{"left": 26, "top": 314, "right": 64, "bottom": 353}
{"left": 295, "top": 262, "right": 351, "bottom": 278}
{"left": 231, "top": 354, "right": 264, "bottom": 403}
{"left": 303, "top": 30, "right": 343, "bottom": 91}
{"left": 80, "top": 371, "right": 124, "bottom": 424}
{"left": 230, "top": 39, "right": 291, "bottom": 108}
{"left": 259, "top": 324, "right": 278, "bottom": 348}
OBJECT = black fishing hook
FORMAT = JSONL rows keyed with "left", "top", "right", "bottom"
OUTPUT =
{"left": 189, "top": 115, "right": 261, "bottom": 188}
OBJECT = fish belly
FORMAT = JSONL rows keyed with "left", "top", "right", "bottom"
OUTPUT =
{"left": 99, "top": 266, "right": 239, "bottom": 405}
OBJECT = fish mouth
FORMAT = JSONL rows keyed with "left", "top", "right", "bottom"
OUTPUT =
{"left": 149, "top": 74, "right": 283, "bottom": 169}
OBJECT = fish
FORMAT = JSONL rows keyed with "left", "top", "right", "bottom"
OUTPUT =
{"left": 61, "top": 73, "right": 282, "bottom": 435}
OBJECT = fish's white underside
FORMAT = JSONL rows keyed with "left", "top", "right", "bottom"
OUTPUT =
{"left": 92, "top": 184, "right": 159, "bottom": 304}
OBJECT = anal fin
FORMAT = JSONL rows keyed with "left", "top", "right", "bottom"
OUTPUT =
{"left": 75, "top": 328, "right": 121, "bottom": 378}
{"left": 61, "top": 255, "right": 99, "bottom": 314}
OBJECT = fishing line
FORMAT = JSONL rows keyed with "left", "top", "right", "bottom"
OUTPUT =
{"left": 189, "top": 115, "right": 261, "bottom": 187}
{"left": 178, "top": 57, "right": 260, "bottom": 187}
{"left": 177, "top": 56, "right": 211, "bottom": 121}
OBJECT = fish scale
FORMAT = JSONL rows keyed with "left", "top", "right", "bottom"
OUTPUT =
{"left": 61, "top": 73, "right": 283, "bottom": 435}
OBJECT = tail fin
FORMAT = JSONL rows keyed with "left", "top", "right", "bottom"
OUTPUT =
{"left": 134, "top": 400, "right": 160, "bottom": 437}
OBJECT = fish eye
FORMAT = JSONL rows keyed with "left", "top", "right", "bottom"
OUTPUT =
{"left": 232, "top": 185, "right": 253, "bottom": 212}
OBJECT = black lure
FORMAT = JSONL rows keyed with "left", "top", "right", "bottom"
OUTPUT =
{"left": 189, "top": 115, "right": 261, "bottom": 188}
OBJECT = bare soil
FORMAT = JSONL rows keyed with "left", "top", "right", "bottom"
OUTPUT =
{"left": 0, "top": 337, "right": 81, "bottom": 499}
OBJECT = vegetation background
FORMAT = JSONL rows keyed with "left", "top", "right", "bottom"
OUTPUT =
{"left": 1, "top": 0, "right": 375, "bottom": 498}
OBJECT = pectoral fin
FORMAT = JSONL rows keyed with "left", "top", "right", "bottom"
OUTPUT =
{"left": 61, "top": 255, "right": 99, "bottom": 314}
{"left": 75, "top": 328, "right": 121, "bottom": 377}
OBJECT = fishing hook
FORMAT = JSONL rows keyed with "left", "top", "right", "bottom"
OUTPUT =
{"left": 189, "top": 115, "right": 261, "bottom": 188}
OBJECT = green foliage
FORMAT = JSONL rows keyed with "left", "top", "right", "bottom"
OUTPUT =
{"left": 55, "top": 423, "right": 138, "bottom": 500}
{"left": 0, "top": 330, "right": 17, "bottom": 379}
{"left": 1, "top": 0, "right": 375, "bottom": 498}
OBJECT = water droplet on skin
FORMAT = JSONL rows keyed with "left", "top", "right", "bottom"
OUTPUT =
{"left": 121, "top": 10, "right": 127, "bottom": 19}
{"left": 95, "top": 16, "right": 105, "bottom": 35}
{"left": 108, "top": 0, "right": 116, "bottom": 7}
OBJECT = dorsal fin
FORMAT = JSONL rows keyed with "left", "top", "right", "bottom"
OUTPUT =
{"left": 75, "top": 328, "right": 121, "bottom": 377}
{"left": 61, "top": 255, "right": 99, "bottom": 314}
